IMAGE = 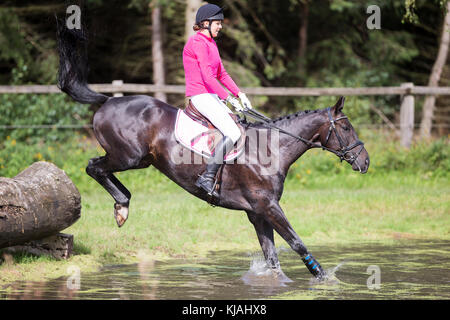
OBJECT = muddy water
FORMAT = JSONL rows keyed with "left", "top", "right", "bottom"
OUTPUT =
{"left": 1, "top": 240, "right": 449, "bottom": 300}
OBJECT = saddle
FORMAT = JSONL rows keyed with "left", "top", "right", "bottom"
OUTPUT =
{"left": 174, "top": 100, "right": 246, "bottom": 162}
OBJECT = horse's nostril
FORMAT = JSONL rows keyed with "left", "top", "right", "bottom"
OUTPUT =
{"left": 365, "top": 158, "right": 370, "bottom": 165}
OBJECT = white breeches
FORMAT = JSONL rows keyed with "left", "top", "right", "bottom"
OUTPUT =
{"left": 190, "top": 93, "right": 241, "bottom": 144}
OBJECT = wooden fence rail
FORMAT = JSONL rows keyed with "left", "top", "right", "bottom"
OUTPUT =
{"left": 1, "top": 81, "right": 449, "bottom": 148}
{"left": 1, "top": 83, "right": 450, "bottom": 96}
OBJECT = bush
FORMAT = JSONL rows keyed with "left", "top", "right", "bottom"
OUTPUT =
{"left": 0, "top": 133, "right": 100, "bottom": 185}
{"left": 0, "top": 93, "right": 91, "bottom": 144}
{"left": 286, "top": 132, "right": 449, "bottom": 183}
{"left": 374, "top": 138, "right": 449, "bottom": 177}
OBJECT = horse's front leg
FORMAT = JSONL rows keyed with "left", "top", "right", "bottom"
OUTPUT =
{"left": 264, "top": 201, "right": 326, "bottom": 280}
{"left": 246, "top": 211, "right": 281, "bottom": 271}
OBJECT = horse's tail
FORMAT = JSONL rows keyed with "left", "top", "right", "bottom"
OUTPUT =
{"left": 56, "top": 18, "right": 108, "bottom": 105}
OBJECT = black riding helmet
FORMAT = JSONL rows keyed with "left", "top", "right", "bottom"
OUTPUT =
{"left": 195, "top": 4, "right": 224, "bottom": 37}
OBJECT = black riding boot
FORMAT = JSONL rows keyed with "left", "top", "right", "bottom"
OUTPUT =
{"left": 195, "top": 136, "right": 234, "bottom": 198}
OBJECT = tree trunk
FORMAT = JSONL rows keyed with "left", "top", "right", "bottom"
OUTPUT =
{"left": 0, "top": 161, "right": 81, "bottom": 249}
{"left": 297, "top": 0, "right": 309, "bottom": 82}
{"left": 420, "top": 2, "right": 450, "bottom": 139}
{"left": 151, "top": 1, "right": 167, "bottom": 102}
{"left": 298, "top": 1, "right": 309, "bottom": 59}
{"left": 185, "top": 0, "right": 202, "bottom": 41}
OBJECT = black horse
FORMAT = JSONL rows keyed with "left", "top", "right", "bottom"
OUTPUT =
{"left": 57, "top": 24, "right": 369, "bottom": 280}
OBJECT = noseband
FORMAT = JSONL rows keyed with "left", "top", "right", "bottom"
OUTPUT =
{"left": 242, "top": 107, "right": 365, "bottom": 165}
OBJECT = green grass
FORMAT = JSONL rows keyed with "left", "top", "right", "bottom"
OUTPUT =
{"left": 0, "top": 130, "right": 448, "bottom": 286}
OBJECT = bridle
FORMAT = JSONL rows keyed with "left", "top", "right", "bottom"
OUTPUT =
{"left": 241, "top": 107, "right": 365, "bottom": 167}
{"left": 324, "top": 107, "right": 365, "bottom": 165}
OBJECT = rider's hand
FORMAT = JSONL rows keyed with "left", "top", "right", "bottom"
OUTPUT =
{"left": 238, "top": 92, "right": 253, "bottom": 110}
{"left": 226, "top": 95, "right": 244, "bottom": 112}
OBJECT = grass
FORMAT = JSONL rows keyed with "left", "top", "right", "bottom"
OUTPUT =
{"left": 0, "top": 130, "right": 449, "bottom": 286}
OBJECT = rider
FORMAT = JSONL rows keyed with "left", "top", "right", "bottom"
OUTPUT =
{"left": 183, "top": 3, "right": 253, "bottom": 198}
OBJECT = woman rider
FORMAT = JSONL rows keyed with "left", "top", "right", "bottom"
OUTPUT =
{"left": 183, "top": 3, "right": 253, "bottom": 199}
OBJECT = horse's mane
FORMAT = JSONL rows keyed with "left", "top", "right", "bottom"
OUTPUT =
{"left": 176, "top": 102, "right": 322, "bottom": 129}
{"left": 247, "top": 108, "right": 321, "bottom": 127}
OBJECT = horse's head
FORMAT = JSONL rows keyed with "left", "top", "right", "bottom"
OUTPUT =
{"left": 316, "top": 97, "right": 370, "bottom": 174}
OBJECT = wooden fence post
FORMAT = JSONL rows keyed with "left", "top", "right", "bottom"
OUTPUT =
{"left": 112, "top": 80, "right": 124, "bottom": 97}
{"left": 400, "top": 83, "right": 415, "bottom": 148}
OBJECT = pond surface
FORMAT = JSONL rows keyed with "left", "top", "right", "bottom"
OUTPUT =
{"left": 1, "top": 240, "right": 449, "bottom": 300}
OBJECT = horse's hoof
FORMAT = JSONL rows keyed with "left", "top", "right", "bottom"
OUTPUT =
{"left": 114, "top": 203, "right": 129, "bottom": 228}
{"left": 271, "top": 268, "right": 293, "bottom": 283}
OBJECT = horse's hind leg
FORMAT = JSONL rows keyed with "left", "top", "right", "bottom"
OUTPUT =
{"left": 86, "top": 155, "right": 133, "bottom": 227}
{"left": 87, "top": 156, "right": 131, "bottom": 198}
{"left": 263, "top": 202, "right": 326, "bottom": 279}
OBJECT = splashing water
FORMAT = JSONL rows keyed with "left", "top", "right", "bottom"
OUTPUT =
{"left": 309, "top": 261, "right": 348, "bottom": 287}
{"left": 241, "top": 250, "right": 293, "bottom": 287}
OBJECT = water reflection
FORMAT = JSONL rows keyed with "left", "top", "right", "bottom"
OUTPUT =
{"left": 1, "top": 240, "right": 449, "bottom": 299}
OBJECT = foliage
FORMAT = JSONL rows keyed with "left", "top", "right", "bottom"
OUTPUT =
{"left": 286, "top": 131, "right": 450, "bottom": 185}
{"left": 403, "top": 0, "right": 449, "bottom": 24}
{"left": 374, "top": 137, "right": 449, "bottom": 177}
{"left": 0, "top": 8, "right": 58, "bottom": 84}
{"left": 403, "top": 0, "right": 420, "bottom": 24}
{"left": 0, "top": 134, "right": 98, "bottom": 184}
{"left": 0, "top": 93, "right": 91, "bottom": 143}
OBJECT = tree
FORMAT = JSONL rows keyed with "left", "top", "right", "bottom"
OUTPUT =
{"left": 151, "top": 0, "right": 167, "bottom": 102}
{"left": 185, "top": 0, "right": 202, "bottom": 41}
{"left": 419, "top": 1, "right": 450, "bottom": 138}
{"left": 298, "top": 0, "right": 309, "bottom": 75}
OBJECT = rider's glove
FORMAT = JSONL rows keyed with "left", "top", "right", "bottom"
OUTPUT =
{"left": 226, "top": 95, "right": 244, "bottom": 112}
{"left": 238, "top": 92, "right": 253, "bottom": 110}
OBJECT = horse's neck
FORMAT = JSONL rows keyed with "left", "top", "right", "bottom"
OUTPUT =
{"left": 276, "top": 110, "right": 327, "bottom": 175}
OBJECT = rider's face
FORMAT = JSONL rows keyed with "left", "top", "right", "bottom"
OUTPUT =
{"left": 205, "top": 20, "right": 222, "bottom": 38}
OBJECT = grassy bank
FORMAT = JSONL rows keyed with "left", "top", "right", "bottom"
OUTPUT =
{"left": 0, "top": 130, "right": 448, "bottom": 286}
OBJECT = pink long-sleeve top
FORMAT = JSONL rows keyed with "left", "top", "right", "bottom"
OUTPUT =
{"left": 183, "top": 32, "right": 240, "bottom": 100}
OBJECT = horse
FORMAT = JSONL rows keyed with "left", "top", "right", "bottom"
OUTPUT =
{"left": 56, "top": 24, "right": 369, "bottom": 280}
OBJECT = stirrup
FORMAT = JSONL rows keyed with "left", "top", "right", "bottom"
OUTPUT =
{"left": 207, "top": 177, "right": 219, "bottom": 199}
{"left": 195, "top": 174, "right": 219, "bottom": 198}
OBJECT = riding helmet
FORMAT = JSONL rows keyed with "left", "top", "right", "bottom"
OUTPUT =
{"left": 195, "top": 4, "right": 224, "bottom": 25}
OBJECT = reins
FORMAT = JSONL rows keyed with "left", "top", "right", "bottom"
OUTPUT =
{"left": 241, "top": 107, "right": 365, "bottom": 165}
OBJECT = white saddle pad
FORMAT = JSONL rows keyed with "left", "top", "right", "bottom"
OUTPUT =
{"left": 174, "top": 109, "right": 243, "bottom": 161}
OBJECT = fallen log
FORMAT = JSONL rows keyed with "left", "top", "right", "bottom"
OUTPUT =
{"left": 0, "top": 161, "right": 81, "bottom": 249}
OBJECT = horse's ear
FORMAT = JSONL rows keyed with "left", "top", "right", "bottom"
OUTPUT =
{"left": 333, "top": 96, "right": 345, "bottom": 115}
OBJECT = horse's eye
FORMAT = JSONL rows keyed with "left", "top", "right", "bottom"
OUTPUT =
{"left": 343, "top": 126, "right": 349, "bottom": 131}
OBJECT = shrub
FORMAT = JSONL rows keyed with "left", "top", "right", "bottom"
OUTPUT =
{"left": 0, "top": 93, "right": 91, "bottom": 144}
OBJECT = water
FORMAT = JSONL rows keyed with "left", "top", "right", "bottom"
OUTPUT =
{"left": 1, "top": 240, "right": 449, "bottom": 300}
